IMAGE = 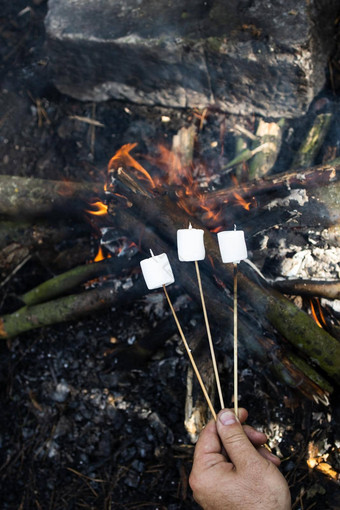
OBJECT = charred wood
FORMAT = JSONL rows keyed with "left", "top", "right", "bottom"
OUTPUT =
{"left": 0, "top": 221, "right": 94, "bottom": 284}
{"left": 105, "top": 309, "right": 194, "bottom": 370}
{"left": 191, "top": 159, "right": 340, "bottom": 218}
{"left": 110, "top": 170, "right": 340, "bottom": 386}
{"left": 108, "top": 192, "right": 333, "bottom": 400}
{"left": 272, "top": 279, "right": 340, "bottom": 300}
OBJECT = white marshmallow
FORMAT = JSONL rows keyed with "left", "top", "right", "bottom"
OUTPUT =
{"left": 140, "top": 252, "right": 175, "bottom": 290}
{"left": 217, "top": 230, "right": 247, "bottom": 263}
{"left": 177, "top": 225, "right": 205, "bottom": 262}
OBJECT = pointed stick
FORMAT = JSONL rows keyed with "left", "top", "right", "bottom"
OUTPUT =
{"left": 163, "top": 284, "right": 217, "bottom": 421}
{"left": 194, "top": 260, "right": 225, "bottom": 410}
{"left": 233, "top": 262, "right": 239, "bottom": 417}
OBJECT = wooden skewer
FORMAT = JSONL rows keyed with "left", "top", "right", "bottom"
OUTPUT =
{"left": 194, "top": 260, "right": 225, "bottom": 410}
{"left": 163, "top": 284, "right": 217, "bottom": 421}
{"left": 233, "top": 262, "right": 239, "bottom": 417}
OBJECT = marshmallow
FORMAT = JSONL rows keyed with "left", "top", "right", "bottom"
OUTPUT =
{"left": 140, "top": 251, "right": 175, "bottom": 290}
{"left": 217, "top": 230, "right": 247, "bottom": 263}
{"left": 177, "top": 224, "right": 205, "bottom": 262}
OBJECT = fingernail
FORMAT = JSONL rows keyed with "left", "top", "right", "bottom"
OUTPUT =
{"left": 219, "top": 410, "right": 237, "bottom": 426}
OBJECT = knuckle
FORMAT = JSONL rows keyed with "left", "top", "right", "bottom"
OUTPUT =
{"left": 222, "top": 430, "right": 245, "bottom": 445}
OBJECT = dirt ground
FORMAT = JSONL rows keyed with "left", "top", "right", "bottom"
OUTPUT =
{"left": 0, "top": 1, "right": 339, "bottom": 509}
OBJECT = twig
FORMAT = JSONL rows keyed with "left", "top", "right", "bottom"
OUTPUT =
{"left": 68, "top": 115, "right": 105, "bottom": 127}
{"left": 0, "top": 254, "right": 32, "bottom": 289}
{"left": 194, "top": 260, "right": 224, "bottom": 410}
{"left": 163, "top": 284, "right": 217, "bottom": 421}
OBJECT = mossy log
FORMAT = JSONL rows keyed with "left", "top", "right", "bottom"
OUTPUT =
{"left": 0, "top": 277, "right": 147, "bottom": 339}
{"left": 292, "top": 113, "right": 332, "bottom": 169}
{"left": 0, "top": 174, "right": 103, "bottom": 217}
{"left": 20, "top": 256, "right": 138, "bottom": 306}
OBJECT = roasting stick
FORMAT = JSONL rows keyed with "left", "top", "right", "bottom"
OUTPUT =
{"left": 217, "top": 226, "right": 247, "bottom": 418}
{"left": 233, "top": 262, "right": 239, "bottom": 417}
{"left": 178, "top": 223, "right": 225, "bottom": 410}
{"left": 163, "top": 284, "right": 217, "bottom": 421}
{"left": 140, "top": 250, "right": 217, "bottom": 421}
{"left": 194, "top": 260, "right": 225, "bottom": 409}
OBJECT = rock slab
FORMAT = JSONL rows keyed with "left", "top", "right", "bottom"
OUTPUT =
{"left": 45, "top": 0, "right": 339, "bottom": 117}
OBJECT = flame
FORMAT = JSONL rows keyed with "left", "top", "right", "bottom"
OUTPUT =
{"left": 156, "top": 145, "right": 193, "bottom": 187}
{"left": 233, "top": 191, "right": 251, "bottom": 211}
{"left": 94, "top": 246, "right": 105, "bottom": 262}
{"left": 316, "top": 298, "right": 327, "bottom": 327}
{"left": 108, "top": 143, "right": 155, "bottom": 188}
{"left": 310, "top": 300, "right": 323, "bottom": 328}
{"left": 86, "top": 201, "right": 108, "bottom": 216}
{"left": 105, "top": 140, "right": 253, "bottom": 232}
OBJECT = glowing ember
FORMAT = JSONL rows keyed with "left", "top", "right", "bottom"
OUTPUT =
{"left": 307, "top": 441, "right": 339, "bottom": 481}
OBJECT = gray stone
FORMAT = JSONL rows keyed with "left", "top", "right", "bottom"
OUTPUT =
{"left": 45, "top": 0, "right": 339, "bottom": 118}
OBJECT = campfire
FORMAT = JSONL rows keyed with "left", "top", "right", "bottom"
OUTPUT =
{"left": 0, "top": 1, "right": 339, "bottom": 509}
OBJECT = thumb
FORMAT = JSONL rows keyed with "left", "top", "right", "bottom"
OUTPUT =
{"left": 216, "top": 409, "right": 264, "bottom": 470}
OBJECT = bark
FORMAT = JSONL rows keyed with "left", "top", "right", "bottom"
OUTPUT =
{"left": 248, "top": 118, "right": 285, "bottom": 179}
{"left": 272, "top": 279, "right": 340, "bottom": 299}
{"left": 20, "top": 256, "right": 139, "bottom": 306}
{"left": 0, "top": 277, "right": 147, "bottom": 339}
{"left": 292, "top": 113, "right": 332, "bottom": 169}
{"left": 0, "top": 174, "right": 103, "bottom": 217}
{"left": 189, "top": 159, "right": 340, "bottom": 215}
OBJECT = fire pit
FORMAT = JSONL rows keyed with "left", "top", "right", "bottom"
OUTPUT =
{"left": 0, "top": 1, "right": 339, "bottom": 509}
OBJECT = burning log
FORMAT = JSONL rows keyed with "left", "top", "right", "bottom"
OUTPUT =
{"left": 110, "top": 169, "right": 340, "bottom": 387}
{"left": 94, "top": 185, "right": 330, "bottom": 402}
{"left": 0, "top": 174, "right": 103, "bottom": 217}
{"left": 0, "top": 192, "right": 333, "bottom": 401}
{"left": 272, "top": 279, "right": 340, "bottom": 300}
{"left": 192, "top": 159, "right": 340, "bottom": 219}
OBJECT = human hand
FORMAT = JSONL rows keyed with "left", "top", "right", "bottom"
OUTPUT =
{"left": 189, "top": 408, "right": 291, "bottom": 510}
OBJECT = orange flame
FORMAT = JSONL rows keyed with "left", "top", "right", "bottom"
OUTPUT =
{"left": 316, "top": 298, "right": 327, "bottom": 327}
{"left": 233, "top": 191, "right": 251, "bottom": 211}
{"left": 156, "top": 145, "right": 193, "bottom": 187}
{"left": 108, "top": 143, "right": 155, "bottom": 188}
{"left": 310, "top": 300, "right": 323, "bottom": 328}
{"left": 86, "top": 201, "right": 108, "bottom": 216}
{"left": 94, "top": 246, "right": 105, "bottom": 262}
